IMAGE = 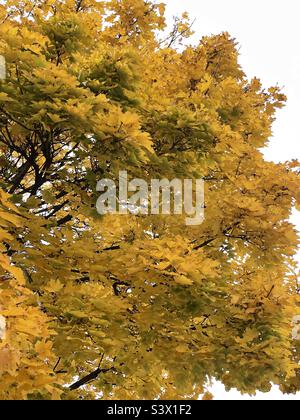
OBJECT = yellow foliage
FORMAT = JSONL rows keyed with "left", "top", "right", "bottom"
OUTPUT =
{"left": 0, "top": 0, "right": 299, "bottom": 401}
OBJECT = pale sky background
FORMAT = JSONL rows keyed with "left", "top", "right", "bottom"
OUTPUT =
{"left": 164, "top": 0, "right": 300, "bottom": 400}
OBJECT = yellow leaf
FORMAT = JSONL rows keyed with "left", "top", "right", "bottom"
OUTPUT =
{"left": 175, "top": 344, "right": 189, "bottom": 353}
{"left": 236, "top": 328, "right": 259, "bottom": 345}
{"left": 44, "top": 280, "right": 64, "bottom": 293}
{"left": 35, "top": 341, "right": 53, "bottom": 358}
{"left": 174, "top": 275, "right": 193, "bottom": 286}
{"left": 0, "top": 211, "right": 21, "bottom": 226}
{"left": 0, "top": 345, "right": 19, "bottom": 375}
{"left": 202, "top": 391, "right": 214, "bottom": 401}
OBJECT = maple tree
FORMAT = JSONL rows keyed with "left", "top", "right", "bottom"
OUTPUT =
{"left": 0, "top": 0, "right": 300, "bottom": 400}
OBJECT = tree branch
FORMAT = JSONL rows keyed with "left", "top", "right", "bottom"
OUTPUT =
{"left": 69, "top": 355, "right": 116, "bottom": 391}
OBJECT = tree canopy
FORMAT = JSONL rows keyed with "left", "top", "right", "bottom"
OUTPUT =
{"left": 0, "top": 0, "right": 299, "bottom": 400}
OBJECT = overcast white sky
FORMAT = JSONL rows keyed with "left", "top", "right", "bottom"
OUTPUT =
{"left": 164, "top": 0, "right": 300, "bottom": 400}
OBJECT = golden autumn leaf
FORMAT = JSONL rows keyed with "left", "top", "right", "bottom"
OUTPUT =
{"left": 202, "top": 392, "right": 214, "bottom": 401}
{"left": 0, "top": 345, "right": 19, "bottom": 375}
{"left": 174, "top": 275, "right": 194, "bottom": 286}
{"left": 43, "top": 280, "right": 64, "bottom": 293}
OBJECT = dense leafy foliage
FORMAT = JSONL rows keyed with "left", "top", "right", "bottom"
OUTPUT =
{"left": 0, "top": 0, "right": 299, "bottom": 400}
